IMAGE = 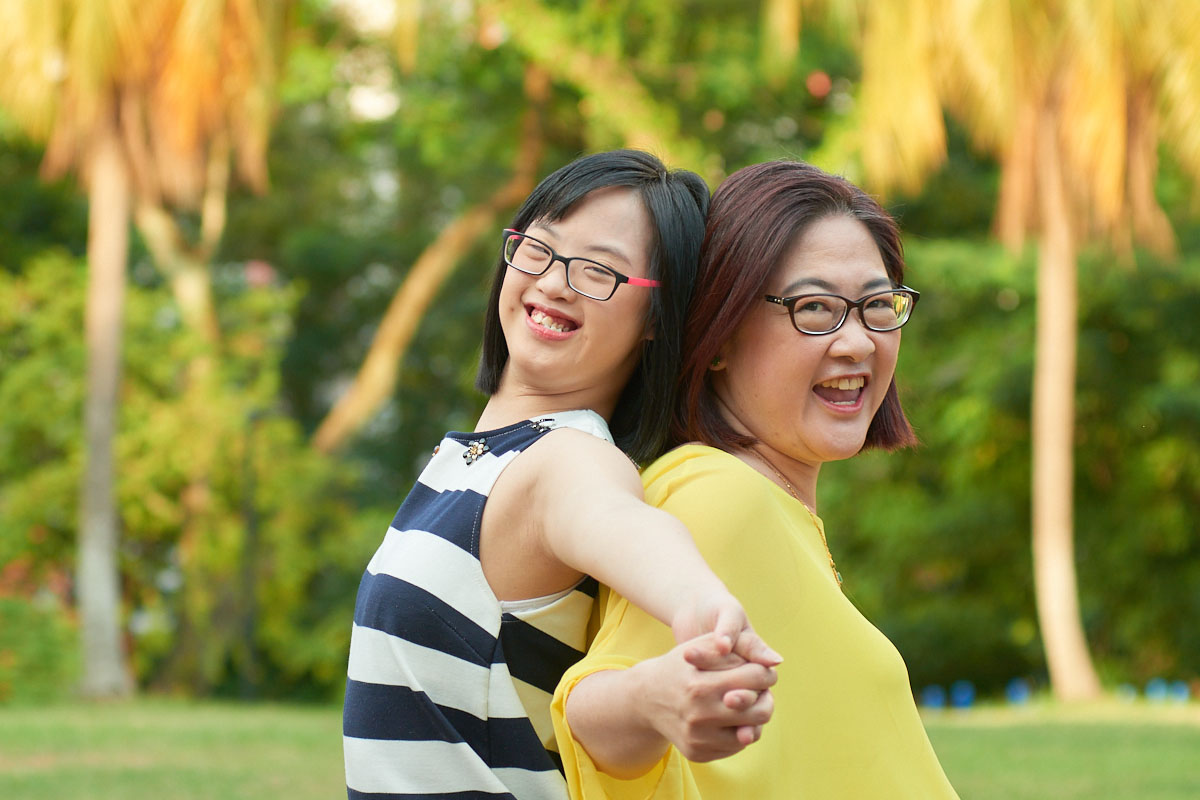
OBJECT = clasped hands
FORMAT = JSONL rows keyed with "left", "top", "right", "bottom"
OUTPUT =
{"left": 636, "top": 630, "right": 779, "bottom": 763}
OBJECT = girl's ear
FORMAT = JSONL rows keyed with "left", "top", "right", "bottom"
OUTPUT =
{"left": 642, "top": 314, "right": 656, "bottom": 341}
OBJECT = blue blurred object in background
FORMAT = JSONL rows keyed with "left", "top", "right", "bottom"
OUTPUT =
{"left": 950, "top": 680, "right": 976, "bottom": 709}
{"left": 1005, "top": 677, "right": 1032, "bottom": 705}
{"left": 1168, "top": 680, "right": 1190, "bottom": 703}
{"left": 920, "top": 685, "right": 947, "bottom": 709}
{"left": 1145, "top": 677, "right": 1168, "bottom": 702}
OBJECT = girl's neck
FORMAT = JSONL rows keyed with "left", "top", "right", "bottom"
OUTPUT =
{"left": 475, "top": 378, "right": 617, "bottom": 433}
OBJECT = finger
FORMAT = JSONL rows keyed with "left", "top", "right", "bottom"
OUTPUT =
{"left": 683, "top": 635, "right": 748, "bottom": 671}
{"left": 742, "top": 688, "right": 775, "bottom": 727}
{"left": 735, "top": 724, "right": 762, "bottom": 746}
{"left": 723, "top": 688, "right": 758, "bottom": 710}
{"left": 710, "top": 608, "right": 745, "bottom": 655}
{"left": 713, "top": 663, "right": 777, "bottom": 694}
{"left": 731, "top": 630, "right": 784, "bottom": 667}
{"left": 720, "top": 688, "right": 774, "bottom": 727}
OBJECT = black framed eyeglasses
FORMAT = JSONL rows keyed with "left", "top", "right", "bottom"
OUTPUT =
{"left": 501, "top": 229, "right": 659, "bottom": 301}
{"left": 764, "top": 286, "right": 920, "bottom": 334}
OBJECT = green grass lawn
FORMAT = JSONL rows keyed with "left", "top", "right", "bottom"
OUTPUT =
{"left": 1, "top": 698, "right": 1197, "bottom": 799}
{"left": 0, "top": 700, "right": 343, "bottom": 800}
{"left": 924, "top": 701, "right": 1200, "bottom": 800}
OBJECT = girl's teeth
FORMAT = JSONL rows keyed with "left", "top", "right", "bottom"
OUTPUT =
{"left": 531, "top": 309, "right": 567, "bottom": 332}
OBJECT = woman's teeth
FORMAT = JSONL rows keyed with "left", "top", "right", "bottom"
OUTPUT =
{"left": 530, "top": 309, "right": 569, "bottom": 332}
{"left": 817, "top": 376, "right": 865, "bottom": 390}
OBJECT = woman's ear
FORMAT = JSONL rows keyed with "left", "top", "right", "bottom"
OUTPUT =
{"left": 709, "top": 354, "right": 726, "bottom": 371}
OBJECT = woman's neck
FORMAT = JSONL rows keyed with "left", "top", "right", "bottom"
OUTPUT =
{"left": 743, "top": 446, "right": 820, "bottom": 511}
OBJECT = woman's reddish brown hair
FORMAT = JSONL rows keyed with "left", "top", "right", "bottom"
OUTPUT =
{"left": 672, "top": 160, "right": 918, "bottom": 452}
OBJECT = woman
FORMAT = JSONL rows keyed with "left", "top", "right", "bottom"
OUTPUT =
{"left": 553, "top": 160, "right": 960, "bottom": 798}
{"left": 342, "top": 151, "right": 779, "bottom": 800}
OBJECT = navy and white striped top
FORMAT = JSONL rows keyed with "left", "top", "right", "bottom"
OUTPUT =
{"left": 343, "top": 410, "right": 611, "bottom": 799}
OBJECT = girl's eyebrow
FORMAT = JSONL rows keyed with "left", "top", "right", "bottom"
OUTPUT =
{"left": 780, "top": 275, "right": 893, "bottom": 296}
{"left": 531, "top": 222, "right": 633, "bottom": 265}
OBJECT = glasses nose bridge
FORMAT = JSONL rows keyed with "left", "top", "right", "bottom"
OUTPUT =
{"left": 534, "top": 250, "right": 576, "bottom": 293}
{"left": 837, "top": 298, "right": 876, "bottom": 335}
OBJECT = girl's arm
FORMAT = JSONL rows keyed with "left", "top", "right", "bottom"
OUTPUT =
{"left": 531, "top": 430, "right": 779, "bottom": 665}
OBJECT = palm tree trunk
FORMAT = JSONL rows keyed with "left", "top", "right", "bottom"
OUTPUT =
{"left": 1031, "top": 108, "right": 1101, "bottom": 702}
{"left": 78, "top": 119, "right": 134, "bottom": 699}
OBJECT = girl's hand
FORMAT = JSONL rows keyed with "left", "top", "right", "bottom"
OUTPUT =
{"left": 670, "top": 591, "right": 783, "bottom": 668}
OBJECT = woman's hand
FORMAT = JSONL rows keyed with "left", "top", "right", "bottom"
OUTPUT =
{"left": 565, "top": 632, "right": 776, "bottom": 777}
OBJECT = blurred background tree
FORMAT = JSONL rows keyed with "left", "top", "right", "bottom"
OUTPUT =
{"left": 0, "top": 0, "right": 1197, "bottom": 704}
{"left": 840, "top": 0, "right": 1200, "bottom": 701}
{"left": 0, "top": 0, "right": 288, "bottom": 697}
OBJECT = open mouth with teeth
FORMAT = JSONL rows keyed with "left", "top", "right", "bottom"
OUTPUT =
{"left": 813, "top": 375, "right": 866, "bottom": 406}
{"left": 528, "top": 306, "right": 579, "bottom": 334}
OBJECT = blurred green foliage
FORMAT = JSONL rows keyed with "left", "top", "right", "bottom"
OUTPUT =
{"left": 0, "top": 252, "right": 378, "bottom": 698}
{"left": 822, "top": 239, "right": 1200, "bottom": 693}
{"left": 0, "top": 595, "right": 77, "bottom": 703}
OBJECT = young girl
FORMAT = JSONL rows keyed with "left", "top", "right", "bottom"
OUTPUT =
{"left": 343, "top": 151, "right": 779, "bottom": 800}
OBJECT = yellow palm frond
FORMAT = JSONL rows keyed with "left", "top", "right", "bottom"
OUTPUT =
{"left": 858, "top": 0, "right": 947, "bottom": 195}
{"left": 0, "top": 0, "right": 64, "bottom": 139}
{"left": 933, "top": 0, "right": 1017, "bottom": 151}
{"left": 1058, "top": 0, "right": 1129, "bottom": 233}
{"left": 394, "top": 0, "right": 421, "bottom": 74}
{"left": 760, "top": 0, "right": 803, "bottom": 84}
{"left": 1, "top": 0, "right": 280, "bottom": 198}
{"left": 1151, "top": 0, "right": 1200, "bottom": 186}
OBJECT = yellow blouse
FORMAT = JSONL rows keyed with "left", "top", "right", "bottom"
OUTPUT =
{"left": 551, "top": 445, "right": 959, "bottom": 799}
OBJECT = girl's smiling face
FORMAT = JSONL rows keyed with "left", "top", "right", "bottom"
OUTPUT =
{"left": 497, "top": 186, "right": 656, "bottom": 415}
{"left": 712, "top": 214, "right": 901, "bottom": 474}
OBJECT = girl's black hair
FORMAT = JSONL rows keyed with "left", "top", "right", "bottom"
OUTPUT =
{"left": 476, "top": 149, "right": 709, "bottom": 465}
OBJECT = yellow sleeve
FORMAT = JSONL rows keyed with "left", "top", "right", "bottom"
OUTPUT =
{"left": 550, "top": 586, "right": 702, "bottom": 800}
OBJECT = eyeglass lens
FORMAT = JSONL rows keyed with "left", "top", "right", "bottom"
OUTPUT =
{"left": 792, "top": 291, "right": 914, "bottom": 332}
{"left": 504, "top": 234, "right": 618, "bottom": 300}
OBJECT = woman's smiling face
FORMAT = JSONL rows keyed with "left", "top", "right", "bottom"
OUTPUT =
{"left": 712, "top": 214, "right": 901, "bottom": 469}
{"left": 497, "top": 185, "right": 656, "bottom": 413}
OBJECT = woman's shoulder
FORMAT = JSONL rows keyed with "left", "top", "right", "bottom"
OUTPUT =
{"left": 641, "top": 444, "right": 773, "bottom": 503}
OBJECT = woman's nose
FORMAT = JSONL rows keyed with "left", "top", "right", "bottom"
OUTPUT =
{"left": 830, "top": 312, "right": 877, "bottom": 361}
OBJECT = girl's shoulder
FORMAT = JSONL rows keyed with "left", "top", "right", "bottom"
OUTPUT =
{"left": 535, "top": 408, "right": 614, "bottom": 443}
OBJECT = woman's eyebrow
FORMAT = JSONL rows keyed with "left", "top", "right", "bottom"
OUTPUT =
{"left": 780, "top": 276, "right": 893, "bottom": 295}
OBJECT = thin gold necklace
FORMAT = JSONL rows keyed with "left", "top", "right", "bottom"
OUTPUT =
{"left": 754, "top": 451, "right": 843, "bottom": 586}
